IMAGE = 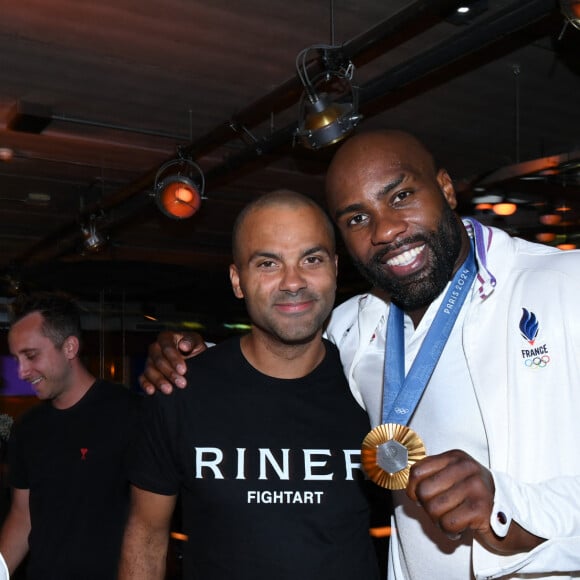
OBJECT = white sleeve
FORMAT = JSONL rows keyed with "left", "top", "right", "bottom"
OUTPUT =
{"left": 0, "top": 551, "right": 8, "bottom": 580}
{"left": 473, "top": 471, "right": 580, "bottom": 579}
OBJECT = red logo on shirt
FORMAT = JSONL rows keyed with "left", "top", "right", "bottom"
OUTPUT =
{"left": 80, "top": 448, "right": 88, "bottom": 460}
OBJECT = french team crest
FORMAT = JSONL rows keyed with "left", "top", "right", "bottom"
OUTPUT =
{"left": 519, "top": 308, "right": 539, "bottom": 345}
{"left": 519, "top": 308, "right": 550, "bottom": 369}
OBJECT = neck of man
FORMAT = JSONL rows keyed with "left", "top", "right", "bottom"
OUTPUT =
{"left": 407, "top": 306, "right": 429, "bottom": 329}
{"left": 52, "top": 364, "right": 97, "bottom": 410}
{"left": 405, "top": 225, "right": 473, "bottom": 329}
{"left": 240, "top": 331, "right": 326, "bottom": 379}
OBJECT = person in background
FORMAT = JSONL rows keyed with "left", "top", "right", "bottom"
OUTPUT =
{"left": 118, "top": 190, "right": 380, "bottom": 580}
{"left": 0, "top": 292, "right": 140, "bottom": 579}
{"left": 141, "top": 129, "right": 580, "bottom": 579}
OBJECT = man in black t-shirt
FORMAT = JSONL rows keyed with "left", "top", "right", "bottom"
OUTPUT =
{"left": 119, "top": 190, "right": 380, "bottom": 580}
{"left": 0, "top": 292, "right": 140, "bottom": 580}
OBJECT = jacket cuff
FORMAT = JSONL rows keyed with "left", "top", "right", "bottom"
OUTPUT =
{"left": 490, "top": 470, "right": 513, "bottom": 537}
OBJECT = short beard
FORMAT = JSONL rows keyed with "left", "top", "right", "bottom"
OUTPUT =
{"left": 352, "top": 206, "right": 463, "bottom": 312}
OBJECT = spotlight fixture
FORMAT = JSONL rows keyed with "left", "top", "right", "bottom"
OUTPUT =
{"left": 561, "top": 0, "right": 580, "bottom": 30}
{"left": 154, "top": 157, "right": 205, "bottom": 220}
{"left": 81, "top": 215, "right": 107, "bottom": 252}
{"left": 295, "top": 45, "right": 362, "bottom": 150}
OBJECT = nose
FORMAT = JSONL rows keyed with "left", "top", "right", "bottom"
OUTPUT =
{"left": 370, "top": 212, "right": 407, "bottom": 246}
{"left": 279, "top": 265, "right": 307, "bottom": 293}
{"left": 17, "top": 359, "right": 30, "bottom": 381}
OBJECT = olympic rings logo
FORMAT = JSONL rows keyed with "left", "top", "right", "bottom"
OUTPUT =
{"left": 523, "top": 355, "right": 550, "bottom": 369}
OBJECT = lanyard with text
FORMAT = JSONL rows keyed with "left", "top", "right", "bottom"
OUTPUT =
{"left": 382, "top": 239, "right": 477, "bottom": 425}
{"left": 362, "top": 239, "right": 477, "bottom": 489}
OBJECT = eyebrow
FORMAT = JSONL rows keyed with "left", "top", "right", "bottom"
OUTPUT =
{"left": 248, "top": 245, "right": 332, "bottom": 263}
{"left": 334, "top": 174, "right": 406, "bottom": 221}
{"left": 301, "top": 245, "right": 332, "bottom": 258}
{"left": 14, "top": 348, "right": 38, "bottom": 357}
{"left": 378, "top": 174, "right": 406, "bottom": 196}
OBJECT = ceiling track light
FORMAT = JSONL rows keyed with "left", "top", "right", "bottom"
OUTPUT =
{"left": 153, "top": 156, "right": 206, "bottom": 220}
{"left": 294, "top": 45, "right": 362, "bottom": 150}
{"left": 560, "top": 0, "right": 580, "bottom": 30}
{"left": 81, "top": 214, "right": 107, "bottom": 252}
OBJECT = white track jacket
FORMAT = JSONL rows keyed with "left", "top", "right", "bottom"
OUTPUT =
{"left": 326, "top": 220, "right": 580, "bottom": 579}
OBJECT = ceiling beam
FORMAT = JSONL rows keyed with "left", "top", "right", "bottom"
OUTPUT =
{"left": 8, "top": 0, "right": 557, "bottom": 268}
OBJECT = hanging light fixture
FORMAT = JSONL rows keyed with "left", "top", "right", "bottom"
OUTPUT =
{"left": 154, "top": 156, "right": 205, "bottom": 220}
{"left": 81, "top": 214, "right": 107, "bottom": 252}
{"left": 295, "top": 45, "right": 362, "bottom": 150}
{"left": 560, "top": 0, "right": 580, "bottom": 30}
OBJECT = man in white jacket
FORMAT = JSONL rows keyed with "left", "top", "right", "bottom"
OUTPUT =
{"left": 323, "top": 130, "right": 580, "bottom": 580}
{"left": 141, "top": 130, "right": 580, "bottom": 580}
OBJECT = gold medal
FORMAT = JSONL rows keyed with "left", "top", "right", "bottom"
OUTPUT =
{"left": 361, "top": 423, "right": 426, "bottom": 490}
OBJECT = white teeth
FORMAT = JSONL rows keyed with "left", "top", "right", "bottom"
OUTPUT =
{"left": 30, "top": 377, "right": 42, "bottom": 385}
{"left": 386, "top": 245, "right": 424, "bottom": 267}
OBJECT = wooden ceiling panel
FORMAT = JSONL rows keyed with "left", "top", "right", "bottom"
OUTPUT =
{"left": 0, "top": 0, "right": 578, "bottom": 315}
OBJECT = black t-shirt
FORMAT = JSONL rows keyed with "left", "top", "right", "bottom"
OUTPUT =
{"left": 8, "top": 380, "right": 141, "bottom": 580}
{"left": 129, "top": 337, "right": 379, "bottom": 580}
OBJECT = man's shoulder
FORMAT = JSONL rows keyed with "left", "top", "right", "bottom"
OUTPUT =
{"left": 172, "top": 338, "right": 242, "bottom": 396}
{"left": 93, "top": 379, "right": 139, "bottom": 400}
{"left": 326, "top": 292, "right": 386, "bottom": 344}
{"left": 328, "top": 294, "right": 365, "bottom": 328}
{"left": 487, "top": 226, "right": 580, "bottom": 277}
{"left": 12, "top": 401, "right": 50, "bottom": 430}
{"left": 185, "top": 336, "right": 239, "bottom": 368}
{"left": 88, "top": 380, "right": 141, "bottom": 416}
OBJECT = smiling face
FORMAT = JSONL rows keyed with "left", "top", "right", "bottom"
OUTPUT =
{"left": 8, "top": 311, "right": 77, "bottom": 404}
{"left": 325, "top": 130, "right": 467, "bottom": 313}
{"left": 229, "top": 195, "right": 338, "bottom": 347}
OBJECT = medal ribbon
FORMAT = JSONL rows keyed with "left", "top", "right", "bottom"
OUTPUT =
{"left": 382, "top": 240, "right": 477, "bottom": 426}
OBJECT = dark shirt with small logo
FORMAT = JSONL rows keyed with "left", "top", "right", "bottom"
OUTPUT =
{"left": 8, "top": 380, "right": 140, "bottom": 580}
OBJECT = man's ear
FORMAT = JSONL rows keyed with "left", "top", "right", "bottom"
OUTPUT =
{"left": 229, "top": 264, "right": 244, "bottom": 299}
{"left": 437, "top": 168, "right": 457, "bottom": 210}
{"left": 63, "top": 336, "right": 80, "bottom": 359}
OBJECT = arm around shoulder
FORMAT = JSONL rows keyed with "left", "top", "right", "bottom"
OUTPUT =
{"left": 139, "top": 331, "right": 208, "bottom": 395}
{"left": 118, "top": 485, "right": 177, "bottom": 580}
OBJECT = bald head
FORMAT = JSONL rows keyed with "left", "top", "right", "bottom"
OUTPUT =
{"left": 325, "top": 130, "right": 440, "bottom": 213}
{"left": 232, "top": 189, "right": 335, "bottom": 265}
